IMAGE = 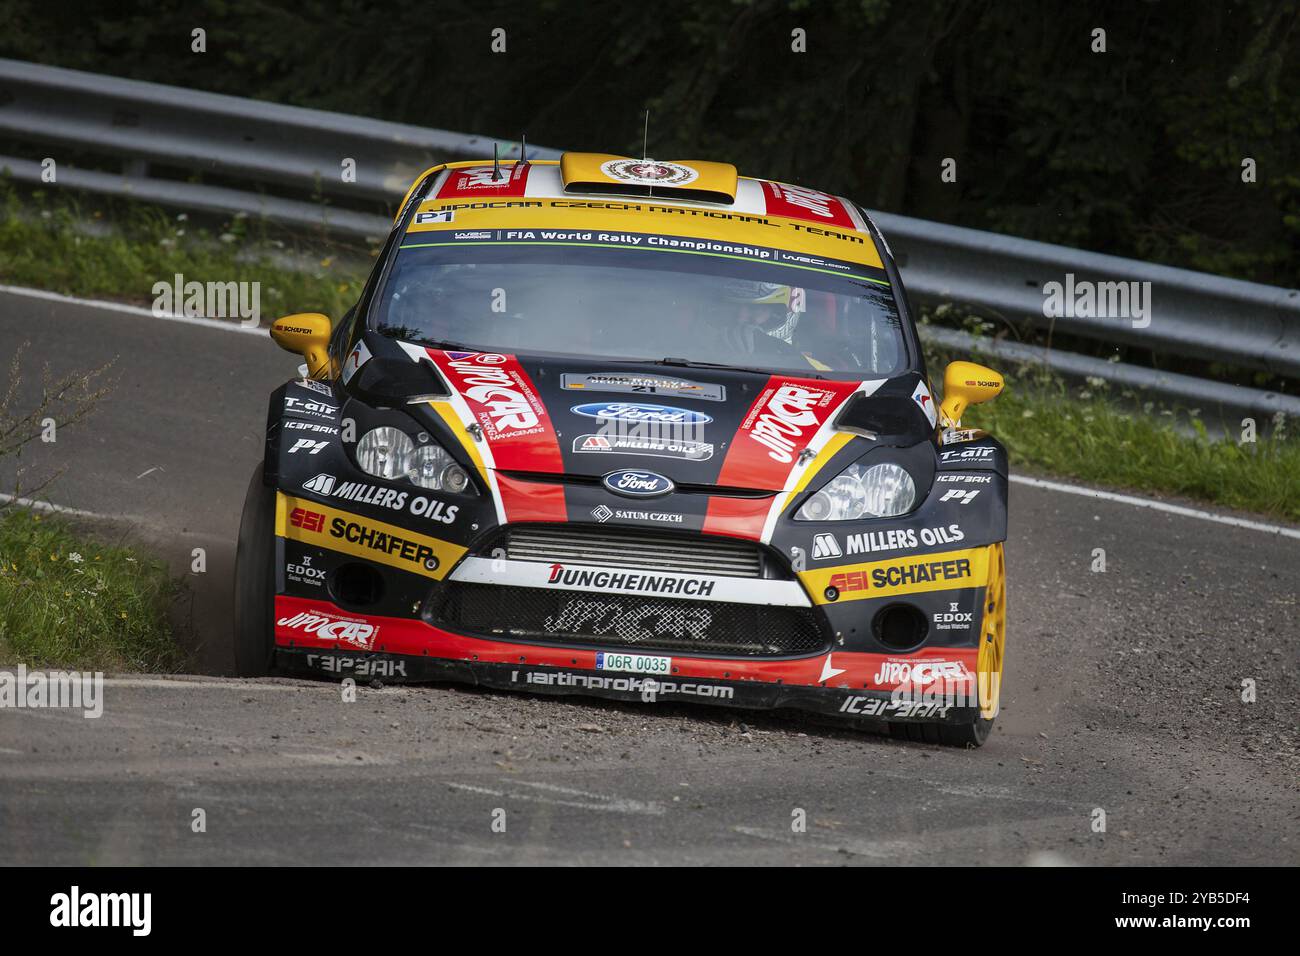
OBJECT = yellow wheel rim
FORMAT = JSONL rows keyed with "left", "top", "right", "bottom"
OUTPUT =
{"left": 977, "top": 543, "right": 1006, "bottom": 720}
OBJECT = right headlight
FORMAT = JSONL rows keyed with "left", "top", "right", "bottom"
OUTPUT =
{"left": 795, "top": 462, "right": 916, "bottom": 521}
{"left": 356, "top": 426, "right": 414, "bottom": 480}
{"left": 356, "top": 426, "right": 473, "bottom": 493}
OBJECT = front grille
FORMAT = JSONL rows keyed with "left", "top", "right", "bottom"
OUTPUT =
{"left": 502, "top": 525, "right": 766, "bottom": 578}
{"left": 428, "top": 582, "right": 828, "bottom": 658}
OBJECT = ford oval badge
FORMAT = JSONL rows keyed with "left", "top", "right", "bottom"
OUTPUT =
{"left": 572, "top": 403, "right": 713, "bottom": 426}
{"left": 602, "top": 470, "right": 675, "bottom": 498}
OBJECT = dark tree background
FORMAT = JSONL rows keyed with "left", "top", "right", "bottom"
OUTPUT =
{"left": 3, "top": 0, "right": 1297, "bottom": 283}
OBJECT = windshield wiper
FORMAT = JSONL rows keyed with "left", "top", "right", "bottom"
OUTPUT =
{"left": 380, "top": 329, "right": 484, "bottom": 353}
{"left": 642, "top": 356, "right": 825, "bottom": 380}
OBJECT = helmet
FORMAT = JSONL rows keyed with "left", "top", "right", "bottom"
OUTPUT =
{"left": 722, "top": 280, "right": 794, "bottom": 307}
{"left": 722, "top": 280, "right": 802, "bottom": 345}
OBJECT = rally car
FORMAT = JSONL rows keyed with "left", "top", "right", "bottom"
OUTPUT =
{"left": 233, "top": 152, "right": 1009, "bottom": 746}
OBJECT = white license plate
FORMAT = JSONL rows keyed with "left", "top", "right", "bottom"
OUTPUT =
{"left": 595, "top": 652, "right": 672, "bottom": 675}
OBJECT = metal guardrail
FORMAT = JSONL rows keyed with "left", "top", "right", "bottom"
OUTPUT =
{"left": 2, "top": 57, "right": 1298, "bottom": 420}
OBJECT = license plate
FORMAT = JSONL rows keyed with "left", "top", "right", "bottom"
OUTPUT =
{"left": 595, "top": 652, "right": 672, "bottom": 675}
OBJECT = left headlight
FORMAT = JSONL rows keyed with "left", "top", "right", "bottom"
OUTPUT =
{"left": 409, "top": 442, "right": 471, "bottom": 493}
{"left": 796, "top": 462, "right": 916, "bottom": 521}
{"left": 356, "top": 426, "right": 474, "bottom": 494}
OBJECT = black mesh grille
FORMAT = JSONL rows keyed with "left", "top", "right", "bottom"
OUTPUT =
{"left": 502, "top": 525, "right": 766, "bottom": 577}
{"left": 427, "top": 582, "right": 829, "bottom": 658}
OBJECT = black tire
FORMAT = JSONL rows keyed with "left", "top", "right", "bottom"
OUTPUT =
{"left": 232, "top": 464, "right": 276, "bottom": 677}
{"left": 888, "top": 716, "right": 992, "bottom": 748}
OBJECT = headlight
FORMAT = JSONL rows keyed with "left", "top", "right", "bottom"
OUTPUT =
{"left": 356, "top": 426, "right": 475, "bottom": 494}
{"left": 356, "top": 427, "right": 414, "bottom": 480}
{"left": 410, "top": 443, "right": 471, "bottom": 493}
{"left": 796, "top": 462, "right": 916, "bottom": 520}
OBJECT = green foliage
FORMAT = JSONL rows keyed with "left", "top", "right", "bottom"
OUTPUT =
{"left": 966, "top": 381, "right": 1300, "bottom": 522}
{"left": 921, "top": 337, "right": 1300, "bottom": 523}
{"left": 0, "top": 179, "right": 367, "bottom": 319}
{"left": 0, "top": 509, "right": 184, "bottom": 671}
{"left": 2, "top": 0, "right": 1295, "bottom": 283}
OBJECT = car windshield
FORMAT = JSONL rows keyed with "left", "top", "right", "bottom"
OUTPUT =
{"left": 371, "top": 242, "right": 909, "bottom": 377}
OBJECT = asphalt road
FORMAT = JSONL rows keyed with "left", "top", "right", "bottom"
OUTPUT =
{"left": 0, "top": 287, "right": 1296, "bottom": 865}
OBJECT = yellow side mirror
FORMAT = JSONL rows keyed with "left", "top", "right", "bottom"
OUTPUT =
{"left": 270, "top": 313, "right": 333, "bottom": 379}
{"left": 940, "top": 361, "right": 1004, "bottom": 427}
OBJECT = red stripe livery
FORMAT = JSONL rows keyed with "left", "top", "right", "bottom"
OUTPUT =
{"left": 760, "top": 180, "right": 856, "bottom": 229}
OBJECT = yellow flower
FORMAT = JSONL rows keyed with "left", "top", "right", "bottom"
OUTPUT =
{"left": 49, "top": 553, "right": 58, "bottom": 561}
{"left": 320, "top": 257, "right": 333, "bottom": 268}
{"left": 119, "top": 612, "right": 127, "bottom": 620}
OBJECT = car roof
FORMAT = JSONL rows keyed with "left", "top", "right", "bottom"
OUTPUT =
{"left": 397, "top": 156, "right": 887, "bottom": 272}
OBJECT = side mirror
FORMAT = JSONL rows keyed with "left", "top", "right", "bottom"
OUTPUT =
{"left": 270, "top": 313, "right": 333, "bottom": 379}
{"left": 940, "top": 360, "right": 1004, "bottom": 427}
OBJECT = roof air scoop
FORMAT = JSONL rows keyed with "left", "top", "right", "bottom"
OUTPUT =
{"left": 559, "top": 152, "right": 738, "bottom": 204}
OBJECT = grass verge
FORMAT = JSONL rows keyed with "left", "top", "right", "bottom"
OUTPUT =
{"left": 970, "top": 384, "right": 1299, "bottom": 521}
{"left": 932, "top": 347, "right": 1300, "bottom": 523}
{"left": 0, "top": 177, "right": 368, "bottom": 318}
{"left": 0, "top": 509, "right": 184, "bottom": 671}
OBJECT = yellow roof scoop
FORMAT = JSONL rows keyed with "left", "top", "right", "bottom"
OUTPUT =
{"left": 560, "top": 152, "right": 738, "bottom": 204}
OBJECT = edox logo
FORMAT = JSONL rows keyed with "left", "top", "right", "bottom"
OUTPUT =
{"left": 811, "top": 533, "right": 842, "bottom": 560}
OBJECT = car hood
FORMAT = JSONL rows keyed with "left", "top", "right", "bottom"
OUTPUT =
{"left": 388, "top": 343, "right": 935, "bottom": 492}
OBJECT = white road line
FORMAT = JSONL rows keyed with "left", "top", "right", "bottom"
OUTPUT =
{"left": 0, "top": 283, "right": 262, "bottom": 335}
{"left": 447, "top": 780, "right": 666, "bottom": 815}
{"left": 1010, "top": 474, "right": 1300, "bottom": 540}
{"left": 0, "top": 674, "right": 326, "bottom": 693}
{"left": 732, "top": 825, "right": 918, "bottom": 859}
{"left": 0, "top": 492, "right": 129, "bottom": 520}
{"left": 98, "top": 677, "right": 310, "bottom": 691}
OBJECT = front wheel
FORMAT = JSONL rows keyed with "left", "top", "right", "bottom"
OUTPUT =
{"left": 232, "top": 464, "right": 277, "bottom": 677}
{"left": 890, "top": 542, "right": 1006, "bottom": 748}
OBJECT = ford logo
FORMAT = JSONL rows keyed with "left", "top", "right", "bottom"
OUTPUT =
{"left": 602, "top": 470, "right": 675, "bottom": 498}
{"left": 572, "top": 402, "right": 713, "bottom": 425}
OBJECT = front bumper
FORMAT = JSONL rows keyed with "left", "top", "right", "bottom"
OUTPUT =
{"left": 273, "top": 594, "right": 981, "bottom": 727}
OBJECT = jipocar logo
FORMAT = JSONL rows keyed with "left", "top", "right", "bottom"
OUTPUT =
{"left": 600, "top": 159, "right": 699, "bottom": 187}
{"left": 748, "top": 383, "right": 832, "bottom": 463}
{"left": 277, "top": 610, "right": 378, "bottom": 650}
{"left": 602, "top": 470, "right": 674, "bottom": 498}
{"left": 443, "top": 353, "right": 540, "bottom": 432}
{"left": 571, "top": 402, "right": 712, "bottom": 425}
{"left": 872, "top": 659, "right": 970, "bottom": 688}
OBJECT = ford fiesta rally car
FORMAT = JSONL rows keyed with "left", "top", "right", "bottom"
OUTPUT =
{"left": 234, "top": 153, "right": 1009, "bottom": 746}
